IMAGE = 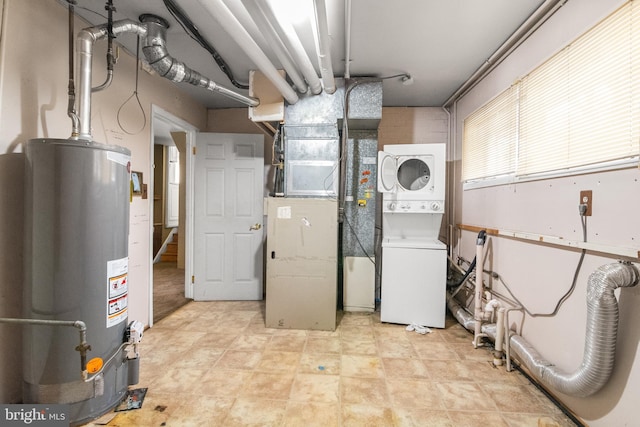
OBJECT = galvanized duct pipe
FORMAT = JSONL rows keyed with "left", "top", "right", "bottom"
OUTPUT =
{"left": 76, "top": 17, "right": 258, "bottom": 140}
{"left": 139, "top": 14, "right": 259, "bottom": 108}
{"left": 448, "top": 261, "right": 639, "bottom": 397}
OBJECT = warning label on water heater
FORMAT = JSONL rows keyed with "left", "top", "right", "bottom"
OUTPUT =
{"left": 107, "top": 257, "right": 128, "bottom": 328}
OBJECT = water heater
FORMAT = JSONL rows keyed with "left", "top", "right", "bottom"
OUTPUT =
{"left": 23, "top": 138, "right": 133, "bottom": 425}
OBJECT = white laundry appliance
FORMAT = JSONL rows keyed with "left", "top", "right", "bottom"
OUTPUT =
{"left": 378, "top": 143, "right": 447, "bottom": 328}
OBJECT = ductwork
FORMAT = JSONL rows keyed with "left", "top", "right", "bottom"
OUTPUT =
{"left": 76, "top": 16, "right": 258, "bottom": 140}
{"left": 448, "top": 261, "right": 639, "bottom": 397}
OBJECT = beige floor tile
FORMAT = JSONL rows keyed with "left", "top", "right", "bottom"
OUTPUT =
{"left": 382, "top": 357, "right": 430, "bottom": 379}
{"left": 266, "top": 335, "right": 307, "bottom": 352}
{"left": 257, "top": 350, "right": 301, "bottom": 373}
{"left": 341, "top": 338, "right": 378, "bottom": 356}
{"left": 436, "top": 382, "right": 499, "bottom": 412}
{"left": 341, "top": 355, "right": 385, "bottom": 378}
{"left": 171, "top": 346, "right": 225, "bottom": 368}
{"left": 340, "top": 313, "right": 374, "bottom": 326}
{"left": 298, "top": 352, "right": 341, "bottom": 375}
{"left": 501, "top": 413, "right": 578, "bottom": 427}
{"left": 440, "top": 324, "right": 475, "bottom": 343}
{"left": 386, "top": 378, "right": 444, "bottom": 410}
{"left": 197, "top": 332, "right": 240, "bottom": 349}
{"left": 411, "top": 340, "right": 459, "bottom": 360}
{"left": 340, "top": 325, "right": 376, "bottom": 340}
{"left": 341, "top": 403, "right": 395, "bottom": 427}
{"left": 377, "top": 339, "right": 419, "bottom": 358}
{"left": 168, "top": 396, "right": 234, "bottom": 426}
{"left": 393, "top": 408, "right": 454, "bottom": 427}
{"left": 305, "top": 337, "right": 341, "bottom": 353}
{"left": 283, "top": 401, "right": 339, "bottom": 427}
{"left": 427, "top": 360, "right": 484, "bottom": 382}
{"left": 214, "top": 350, "right": 262, "bottom": 370}
{"left": 447, "top": 410, "right": 510, "bottom": 427}
{"left": 150, "top": 366, "right": 209, "bottom": 394}
{"left": 193, "top": 369, "right": 251, "bottom": 397}
{"left": 340, "top": 377, "right": 389, "bottom": 406}
{"left": 289, "top": 373, "right": 340, "bottom": 403}
{"left": 228, "top": 334, "right": 272, "bottom": 351}
{"left": 481, "top": 382, "right": 554, "bottom": 414}
{"left": 241, "top": 371, "right": 295, "bottom": 399}
{"left": 223, "top": 397, "right": 287, "bottom": 427}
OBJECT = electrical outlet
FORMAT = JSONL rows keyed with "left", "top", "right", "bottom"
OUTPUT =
{"left": 580, "top": 190, "right": 592, "bottom": 216}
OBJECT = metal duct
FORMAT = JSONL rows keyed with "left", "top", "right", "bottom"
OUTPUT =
{"left": 76, "top": 17, "right": 258, "bottom": 140}
{"left": 510, "top": 262, "right": 638, "bottom": 397}
{"left": 139, "top": 14, "right": 259, "bottom": 108}
{"left": 447, "top": 261, "right": 639, "bottom": 397}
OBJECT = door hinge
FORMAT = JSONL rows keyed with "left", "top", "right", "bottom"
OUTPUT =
{"left": 192, "top": 146, "right": 196, "bottom": 155}
{"left": 191, "top": 275, "right": 195, "bottom": 284}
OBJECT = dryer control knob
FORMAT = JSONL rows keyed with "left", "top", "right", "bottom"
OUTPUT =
{"left": 430, "top": 202, "right": 441, "bottom": 211}
{"left": 388, "top": 202, "right": 396, "bottom": 211}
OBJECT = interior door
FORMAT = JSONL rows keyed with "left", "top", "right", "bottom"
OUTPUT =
{"left": 165, "top": 145, "right": 179, "bottom": 228}
{"left": 193, "top": 133, "right": 264, "bottom": 300}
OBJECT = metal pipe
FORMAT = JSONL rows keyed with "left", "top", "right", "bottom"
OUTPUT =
{"left": 92, "top": 0, "right": 116, "bottom": 92}
{"left": 256, "top": 0, "right": 322, "bottom": 95}
{"left": 0, "top": 318, "right": 89, "bottom": 378}
{"left": 473, "top": 232, "right": 486, "bottom": 346}
{"left": 196, "top": 0, "right": 299, "bottom": 104}
{"left": 66, "top": 0, "right": 80, "bottom": 137}
{"left": 243, "top": 0, "right": 308, "bottom": 94}
{"left": 313, "top": 0, "right": 336, "bottom": 94}
{"left": 442, "top": 0, "right": 567, "bottom": 108}
{"left": 76, "top": 20, "right": 147, "bottom": 140}
{"left": 449, "top": 261, "right": 640, "bottom": 397}
{"left": 139, "top": 15, "right": 259, "bottom": 108}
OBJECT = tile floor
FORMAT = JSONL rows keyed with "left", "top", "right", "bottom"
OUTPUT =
{"left": 87, "top": 301, "right": 578, "bottom": 427}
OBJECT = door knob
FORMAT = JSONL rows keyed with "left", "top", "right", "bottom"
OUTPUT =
{"left": 249, "top": 223, "right": 262, "bottom": 231}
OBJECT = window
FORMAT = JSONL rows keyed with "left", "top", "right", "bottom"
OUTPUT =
{"left": 463, "top": 1, "right": 640, "bottom": 187}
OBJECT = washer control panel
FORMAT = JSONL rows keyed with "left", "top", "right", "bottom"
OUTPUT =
{"left": 384, "top": 200, "right": 444, "bottom": 213}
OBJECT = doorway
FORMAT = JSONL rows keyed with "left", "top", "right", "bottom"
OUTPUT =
{"left": 149, "top": 106, "right": 197, "bottom": 325}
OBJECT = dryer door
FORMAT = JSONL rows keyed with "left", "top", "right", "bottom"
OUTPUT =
{"left": 377, "top": 151, "right": 397, "bottom": 193}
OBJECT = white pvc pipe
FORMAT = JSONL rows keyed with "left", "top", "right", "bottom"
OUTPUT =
{"left": 197, "top": 0, "right": 299, "bottom": 105}
{"left": 473, "top": 237, "right": 485, "bottom": 346}
{"left": 494, "top": 307, "right": 506, "bottom": 366}
{"left": 344, "top": 0, "right": 352, "bottom": 79}
{"left": 244, "top": 0, "right": 308, "bottom": 94}
{"left": 257, "top": 0, "right": 322, "bottom": 95}
{"left": 313, "top": 0, "right": 336, "bottom": 94}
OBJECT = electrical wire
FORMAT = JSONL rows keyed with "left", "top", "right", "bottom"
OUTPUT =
{"left": 161, "top": 0, "right": 249, "bottom": 90}
{"left": 494, "top": 214, "right": 588, "bottom": 317}
{"left": 342, "top": 214, "right": 380, "bottom": 280}
{"left": 117, "top": 36, "right": 146, "bottom": 135}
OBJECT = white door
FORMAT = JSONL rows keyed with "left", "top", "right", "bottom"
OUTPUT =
{"left": 193, "top": 133, "right": 264, "bottom": 300}
{"left": 377, "top": 151, "right": 398, "bottom": 193}
{"left": 165, "top": 145, "right": 179, "bottom": 228}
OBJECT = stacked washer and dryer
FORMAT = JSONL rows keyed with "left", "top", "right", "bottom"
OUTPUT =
{"left": 378, "top": 143, "right": 447, "bottom": 328}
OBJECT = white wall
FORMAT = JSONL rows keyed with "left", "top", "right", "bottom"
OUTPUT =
{"left": 453, "top": 1, "right": 640, "bottom": 425}
{"left": 0, "top": 0, "right": 207, "bottom": 403}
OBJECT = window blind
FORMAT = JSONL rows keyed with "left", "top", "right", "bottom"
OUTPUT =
{"left": 462, "top": 1, "right": 640, "bottom": 183}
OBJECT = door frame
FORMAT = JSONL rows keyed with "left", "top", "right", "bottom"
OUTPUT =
{"left": 149, "top": 105, "right": 198, "bottom": 327}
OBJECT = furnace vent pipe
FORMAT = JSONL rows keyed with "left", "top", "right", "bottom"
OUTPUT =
{"left": 256, "top": 0, "right": 323, "bottom": 95}
{"left": 313, "top": 0, "right": 336, "bottom": 94}
{"left": 448, "top": 261, "right": 639, "bottom": 397}
{"left": 243, "top": 1, "right": 308, "bottom": 94}
{"left": 196, "top": 0, "right": 300, "bottom": 105}
{"left": 76, "top": 17, "right": 259, "bottom": 140}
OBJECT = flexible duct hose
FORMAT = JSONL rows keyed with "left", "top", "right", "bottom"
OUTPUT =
{"left": 448, "top": 261, "right": 639, "bottom": 397}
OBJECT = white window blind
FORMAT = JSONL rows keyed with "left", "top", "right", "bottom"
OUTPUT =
{"left": 463, "top": 1, "right": 640, "bottom": 183}
{"left": 462, "top": 85, "right": 518, "bottom": 181}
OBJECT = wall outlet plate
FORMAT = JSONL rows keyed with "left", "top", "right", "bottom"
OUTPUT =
{"left": 580, "top": 190, "right": 592, "bottom": 216}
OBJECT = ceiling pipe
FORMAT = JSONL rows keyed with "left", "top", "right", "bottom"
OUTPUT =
{"left": 196, "top": 0, "right": 299, "bottom": 105}
{"left": 344, "top": 0, "right": 352, "bottom": 79}
{"left": 256, "top": 0, "right": 323, "bottom": 95}
{"left": 139, "top": 15, "right": 259, "bottom": 107}
{"left": 443, "top": 0, "right": 567, "bottom": 108}
{"left": 243, "top": 0, "right": 308, "bottom": 94}
{"left": 76, "top": 17, "right": 259, "bottom": 140}
{"left": 313, "top": 0, "right": 336, "bottom": 94}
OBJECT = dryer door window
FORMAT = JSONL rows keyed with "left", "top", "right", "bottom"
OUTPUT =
{"left": 377, "top": 151, "right": 397, "bottom": 193}
{"left": 397, "top": 158, "right": 431, "bottom": 191}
